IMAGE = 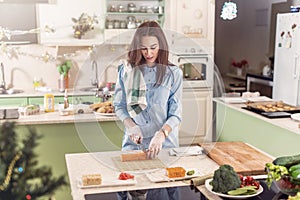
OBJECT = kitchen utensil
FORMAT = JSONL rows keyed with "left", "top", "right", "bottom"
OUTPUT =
{"left": 137, "top": 138, "right": 148, "bottom": 153}
{"left": 128, "top": 3, "right": 136, "bottom": 12}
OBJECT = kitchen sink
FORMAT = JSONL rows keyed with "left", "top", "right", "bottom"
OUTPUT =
{"left": 0, "top": 88, "right": 24, "bottom": 95}
{"left": 79, "top": 87, "right": 102, "bottom": 92}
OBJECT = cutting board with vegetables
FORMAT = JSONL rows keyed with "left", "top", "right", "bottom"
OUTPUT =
{"left": 199, "top": 142, "right": 273, "bottom": 175}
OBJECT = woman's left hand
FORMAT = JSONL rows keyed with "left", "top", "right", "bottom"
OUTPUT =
{"left": 148, "top": 131, "right": 165, "bottom": 159}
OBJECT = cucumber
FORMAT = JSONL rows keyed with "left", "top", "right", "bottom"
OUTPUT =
{"left": 289, "top": 164, "right": 300, "bottom": 172}
{"left": 227, "top": 186, "right": 257, "bottom": 196}
{"left": 291, "top": 168, "right": 300, "bottom": 179}
{"left": 228, "top": 188, "right": 248, "bottom": 196}
{"left": 273, "top": 154, "right": 300, "bottom": 168}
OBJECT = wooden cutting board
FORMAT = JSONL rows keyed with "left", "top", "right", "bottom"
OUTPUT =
{"left": 199, "top": 141, "right": 273, "bottom": 175}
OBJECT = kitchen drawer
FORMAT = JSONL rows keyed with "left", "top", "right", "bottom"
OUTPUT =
{"left": 0, "top": 97, "right": 28, "bottom": 107}
{"left": 28, "top": 96, "right": 64, "bottom": 106}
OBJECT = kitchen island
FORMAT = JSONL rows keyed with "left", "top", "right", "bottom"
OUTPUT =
{"left": 214, "top": 98, "right": 300, "bottom": 157}
{"left": 0, "top": 110, "right": 123, "bottom": 200}
{"left": 65, "top": 149, "right": 220, "bottom": 200}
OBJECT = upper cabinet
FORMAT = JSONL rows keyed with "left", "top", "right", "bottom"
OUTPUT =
{"left": 36, "top": 0, "right": 106, "bottom": 46}
{"left": 164, "top": 0, "right": 215, "bottom": 53}
{"left": 104, "top": 0, "right": 165, "bottom": 44}
{"left": 35, "top": 0, "right": 214, "bottom": 47}
{"left": 0, "top": 0, "right": 54, "bottom": 3}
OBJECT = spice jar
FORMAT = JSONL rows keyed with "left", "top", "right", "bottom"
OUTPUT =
{"left": 113, "top": 20, "right": 120, "bottom": 29}
{"left": 120, "top": 20, "right": 127, "bottom": 29}
{"left": 106, "top": 20, "right": 114, "bottom": 29}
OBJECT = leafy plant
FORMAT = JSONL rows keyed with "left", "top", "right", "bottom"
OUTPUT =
{"left": 57, "top": 60, "right": 72, "bottom": 77}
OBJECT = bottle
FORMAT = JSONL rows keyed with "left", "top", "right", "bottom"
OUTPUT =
{"left": 44, "top": 94, "right": 54, "bottom": 112}
{"left": 64, "top": 89, "right": 69, "bottom": 109}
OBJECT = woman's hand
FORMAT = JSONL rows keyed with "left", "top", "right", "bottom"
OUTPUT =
{"left": 126, "top": 125, "right": 143, "bottom": 144}
{"left": 148, "top": 131, "right": 165, "bottom": 159}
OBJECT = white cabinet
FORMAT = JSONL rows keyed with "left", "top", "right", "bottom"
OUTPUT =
{"left": 36, "top": 0, "right": 106, "bottom": 46}
{"left": 164, "top": 0, "right": 215, "bottom": 50}
{"left": 179, "top": 88, "right": 213, "bottom": 146}
{"left": 104, "top": 0, "right": 165, "bottom": 44}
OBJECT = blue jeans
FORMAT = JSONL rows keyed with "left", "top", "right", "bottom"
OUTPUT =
{"left": 117, "top": 187, "right": 180, "bottom": 200}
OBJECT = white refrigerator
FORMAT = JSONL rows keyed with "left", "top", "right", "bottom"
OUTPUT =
{"left": 273, "top": 12, "right": 300, "bottom": 106}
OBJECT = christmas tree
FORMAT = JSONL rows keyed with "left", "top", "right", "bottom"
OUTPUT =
{"left": 0, "top": 121, "right": 67, "bottom": 200}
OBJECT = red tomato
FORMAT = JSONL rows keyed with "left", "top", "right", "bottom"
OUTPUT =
{"left": 239, "top": 175, "right": 260, "bottom": 189}
{"left": 118, "top": 172, "right": 134, "bottom": 180}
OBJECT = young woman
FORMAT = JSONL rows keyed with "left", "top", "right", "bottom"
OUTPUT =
{"left": 113, "top": 21, "right": 183, "bottom": 200}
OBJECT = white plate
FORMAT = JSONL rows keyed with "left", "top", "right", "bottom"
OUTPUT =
{"left": 205, "top": 178, "right": 263, "bottom": 199}
{"left": 221, "top": 96, "right": 273, "bottom": 104}
{"left": 291, "top": 113, "right": 300, "bottom": 121}
{"left": 146, "top": 168, "right": 202, "bottom": 183}
{"left": 93, "top": 111, "right": 116, "bottom": 117}
{"left": 77, "top": 177, "right": 136, "bottom": 189}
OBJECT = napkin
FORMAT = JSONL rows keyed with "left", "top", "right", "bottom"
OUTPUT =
{"left": 169, "top": 146, "right": 203, "bottom": 157}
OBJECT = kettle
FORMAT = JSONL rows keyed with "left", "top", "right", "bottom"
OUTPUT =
{"left": 262, "top": 65, "right": 271, "bottom": 76}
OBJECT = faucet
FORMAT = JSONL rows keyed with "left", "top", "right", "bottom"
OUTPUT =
{"left": 91, "top": 60, "right": 98, "bottom": 87}
{"left": 0, "top": 62, "right": 6, "bottom": 90}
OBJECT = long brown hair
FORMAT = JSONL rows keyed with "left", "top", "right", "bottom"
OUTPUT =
{"left": 128, "top": 21, "right": 170, "bottom": 86}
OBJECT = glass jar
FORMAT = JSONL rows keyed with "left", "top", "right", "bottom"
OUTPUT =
{"left": 114, "top": 20, "right": 120, "bottom": 29}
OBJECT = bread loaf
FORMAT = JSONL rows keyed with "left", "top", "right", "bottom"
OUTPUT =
{"left": 90, "top": 101, "right": 112, "bottom": 110}
{"left": 82, "top": 174, "right": 102, "bottom": 186}
{"left": 121, "top": 151, "right": 147, "bottom": 162}
{"left": 166, "top": 167, "right": 186, "bottom": 178}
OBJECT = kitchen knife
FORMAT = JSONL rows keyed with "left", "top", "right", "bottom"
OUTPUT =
{"left": 137, "top": 137, "right": 148, "bottom": 153}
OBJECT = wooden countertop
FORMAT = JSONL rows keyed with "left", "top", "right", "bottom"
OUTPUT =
{"left": 214, "top": 98, "right": 300, "bottom": 135}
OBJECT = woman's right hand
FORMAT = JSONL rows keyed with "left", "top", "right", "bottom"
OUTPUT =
{"left": 126, "top": 125, "right": 143, "bottom": 144}
{"left": 124, "top": 118, "right": 143, "bottom": 144}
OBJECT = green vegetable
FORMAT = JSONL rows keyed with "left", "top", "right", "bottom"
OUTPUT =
{"left": 290, "top": 164, "right": 300, "bottom": 173}
{"left": 228, "top": 186, "right": 257, "bottom": 196}
{"left": 292, "top": 169, "right": 300, "bottom": 179}
{"left": 186, "top": 170, "right": 195, "bottom": 176}
{"left": 210, "top": 164, "right": 241, "bottom": 194}
{"left": 273, "top": 154, "right": 300, "bottom": 168}
{"left": 265, "top": 163, "right": 289, "bottom": 188}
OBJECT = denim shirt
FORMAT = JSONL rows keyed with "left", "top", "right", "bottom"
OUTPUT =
{"left": 113, "top": 64, "right": 183, "bottom": 150}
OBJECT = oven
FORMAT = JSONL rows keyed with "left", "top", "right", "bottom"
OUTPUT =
{"left": 171, "top": 46, "right": 214, "bottom": 145}
{"left": 171, "top": 47, "right": 214, "bottom": 90}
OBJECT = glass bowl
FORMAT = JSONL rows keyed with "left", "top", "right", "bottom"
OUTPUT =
{"left": 273, "top": 176, "right": 300, "bottom": 195}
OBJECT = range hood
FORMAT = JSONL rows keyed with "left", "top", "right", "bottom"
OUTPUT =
{"left": 0, "top": 0, "right": 55, "bottom": 3}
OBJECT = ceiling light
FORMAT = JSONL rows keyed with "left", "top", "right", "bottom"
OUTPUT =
{"left": 220, "top": 1, "right": 237, "bottom": 20}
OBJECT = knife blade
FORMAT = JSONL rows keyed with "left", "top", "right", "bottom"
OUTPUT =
{"left": 137, "top": 137, "right": 148, "bottom": 153}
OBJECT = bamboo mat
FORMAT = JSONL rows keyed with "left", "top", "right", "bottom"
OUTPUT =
{"left": 112, "top": 156, "right": 165, "bottom": 171}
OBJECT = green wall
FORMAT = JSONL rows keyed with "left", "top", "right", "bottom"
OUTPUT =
{"left": 15, "top": 121, "right": 124, "bottom": 200}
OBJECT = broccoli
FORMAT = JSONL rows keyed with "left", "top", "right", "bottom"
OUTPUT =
{"left": 210, "top": 164, "right": 241, "bottom": 194}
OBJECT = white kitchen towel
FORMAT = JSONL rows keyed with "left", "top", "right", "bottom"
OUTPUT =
{"left": 169, "top": 146, "right": 203, "bottom": 157}
{"left": 121, "top": 60, "right": 147, "bottom": 118}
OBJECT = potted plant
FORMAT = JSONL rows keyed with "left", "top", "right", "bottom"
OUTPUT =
{"left": 231, "top": 59, "right": 248, "bottom": 76}
{"left": 57, "top": 60, "right": 72, "bottom": 92}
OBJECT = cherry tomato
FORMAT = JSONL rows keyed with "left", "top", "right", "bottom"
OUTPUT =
{"left": 118, "top": 172, "right": 134, "bottom": 180}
